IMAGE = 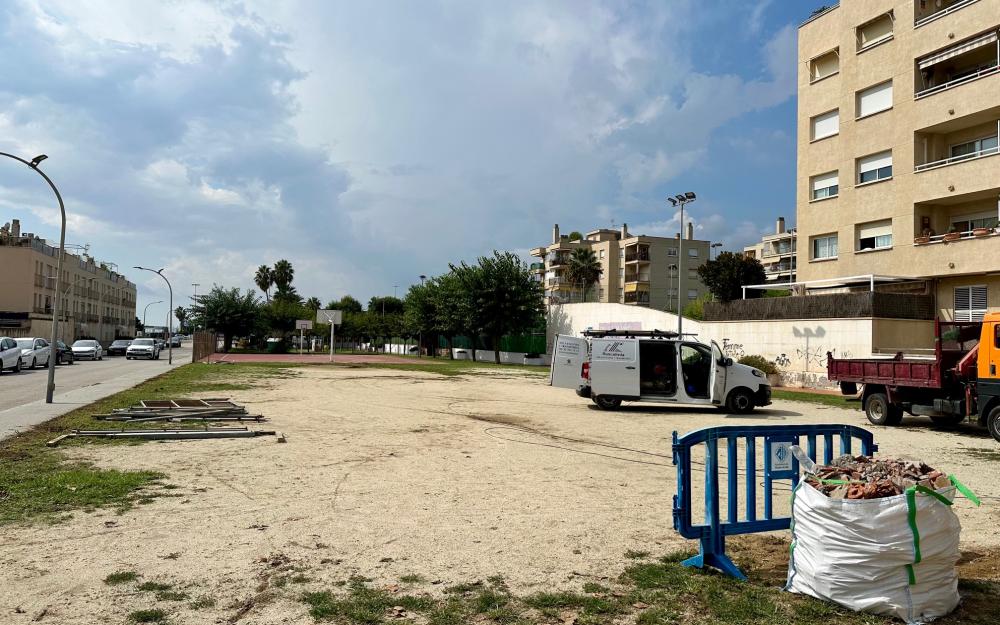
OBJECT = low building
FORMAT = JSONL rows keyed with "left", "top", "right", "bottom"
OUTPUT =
{"left": 744, "top": 217, "right": 797, "bottom": 285}
{"left": 530, "top": 223, "right": 711, "bottom": 311}
{"left": 0, "top": 218, "right": 137, "bottom": 345}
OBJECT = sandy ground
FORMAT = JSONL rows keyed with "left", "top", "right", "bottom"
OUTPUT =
{"left": 2, "top": 366, "right": 999, "bottom": 624}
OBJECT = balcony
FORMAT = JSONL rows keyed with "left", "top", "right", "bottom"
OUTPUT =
{"left": 624, "top": 244, "right": 651, "bottom": 263}
{"left": 33, "top": 274, "right": 48, "bottom": 289}
{"left": 915, "top": 30, "right": 999, "bottom": 99}
{"left": 762, "top": 245, "right": 795, "bottom": 258}
{"left": 913, "top": 189, "right": 1000, "bottom": 275}
{"left": 624, "top": 292, "right": 650, "bottom": 305}
{"left": 915, "top": 0, "right": 980, "bottom": 28}
{"left": 529, "top": 262, "right": 544, "bottom": 272}
{"left": 32, "top": 306, "right": 53, "bottom": 315}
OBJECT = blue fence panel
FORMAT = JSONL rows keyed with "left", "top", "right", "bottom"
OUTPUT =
{"left": 672, "top": 424, "right": 877, "bottom": 580}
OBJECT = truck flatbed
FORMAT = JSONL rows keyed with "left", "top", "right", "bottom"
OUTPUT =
{"left": 827, "top": 354, "right": 943, "bottom": 388}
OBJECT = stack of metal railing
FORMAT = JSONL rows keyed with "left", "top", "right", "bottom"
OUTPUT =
{"left": 94, "top": 398, "right": 265, "bottom": 423}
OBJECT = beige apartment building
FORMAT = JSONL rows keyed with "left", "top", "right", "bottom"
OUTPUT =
{"left": 0, "top": 218, "right": 137, "bottom": 344}
{"left": 530, "top": 223, "right": 710, "bottom": 310}
{"left": 744, "top": 217, "right": 798, "bottom": 285}
{"left": 797, "top": 0, "right": 1000, "bottom": 321}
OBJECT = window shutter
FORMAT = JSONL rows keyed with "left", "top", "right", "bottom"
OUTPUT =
{"left": 955, "top": 286, "right": 988, "bottom": 322}
{"left": 858, "top": 221, "right": 892, "bottom": 238}
{"left": 811, "top": 110, "right": 839, "bottom": 140}
{"left": 811, "top": 171, "right": 839, "bottom": 192}
{"left": 857, "top": 81, "right": 892, "bottom": 117}
{"left": 858, "top": 14, "right": 893, "bottom": 48}
{"left": 859, "top": 151, "right": 892, "bottom": 174}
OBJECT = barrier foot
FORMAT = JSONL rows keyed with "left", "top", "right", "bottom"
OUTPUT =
{"left": 681, "top": 545, "right": 747, "bottom": 581}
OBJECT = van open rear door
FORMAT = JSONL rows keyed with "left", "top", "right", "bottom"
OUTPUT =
{"left": 550, "top": 335, "right": 588, "bottom": 389}
{"left": 591, "top": 337, "right": 640, "bottom": 398}
{"left": 710, "top": 340, "right": 727, "bottom": 404}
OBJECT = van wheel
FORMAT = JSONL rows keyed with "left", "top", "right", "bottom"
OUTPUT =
{"left": 987, "top": 406, "right": 1000, "bottom": 443}
{"left": 593, "top": 396, "right": 622, "bottom": 410}
{"left": 864, "top": 393, "right": 902, "bottom": 426}
{"left": 726, "top": 389, "right": 755, "bottom": 414}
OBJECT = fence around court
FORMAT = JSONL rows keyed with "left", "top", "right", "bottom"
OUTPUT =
{"left": 672, "top": 423, "right": 877, "bottom": 580}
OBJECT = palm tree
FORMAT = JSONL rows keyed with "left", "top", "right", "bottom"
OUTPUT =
{"left": 254, "top": 265, "right": 274, "bottom": 301}
{"left": 305, "top": 297, "right": 322, "bottom": 312}
{"left": 567, "top": 248, "right": 602, "bottom": 302}
{"left": 174, "top": 306, "right": 188, "bottom": 333}
{"left": 272, "top": 259, "right": 294, "bottom": 293}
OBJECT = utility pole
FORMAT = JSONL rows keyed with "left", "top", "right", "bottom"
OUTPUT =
{"left": 667, "top": 192, "right": 696, "bottom": 336}
{"left": 191, "top": 283, "right": 200, "bottom": 333}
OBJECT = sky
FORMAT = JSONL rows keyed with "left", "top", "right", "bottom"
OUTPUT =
{"left": 0, "top": 0, "right": 812, "bottom": 321}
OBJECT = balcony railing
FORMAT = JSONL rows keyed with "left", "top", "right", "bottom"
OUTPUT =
{"left": 529, "top": 263, "right": 544, "bottom": 271}
{"left": 33, "top": 274, "right": 48, "bottom": 288}
{"left": 624, "top": 252, "right": 651, "bottom": 262}
{"left": 762, "top": 247, "right": 795, "bottom": 258}
{"left": 624, "top": 279, "right": 650, "bottom": 287}
{"left": 916, "top": 62, "right": 999, "bottom": 99}
{"left": 915, "top": 143, "right": 999, "bottom": 171}
{"left": 624, "top": 292, "right": 650, "bottom": 304}
{"left": 32, "top": 306, "right": 53, "bottom": 315}
{"left": 915, "top": 0, "right": 979, "bottom": 28}
{"left": 914, "top": 227, "right": 998, "bottom": 246}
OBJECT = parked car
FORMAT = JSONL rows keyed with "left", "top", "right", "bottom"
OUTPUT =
{"left": 72, "top": 339, "right": 103, "bottom": 361}
{"left": 155, "top": 338, "right": 166, "bottom": 351}
{"left": 126, "top": 338, "right": 160, "bottom": 360}
{"left": 0, "top": 336, "right": 23, "bottom": 373}
{"left": 550, "top": 329, "right": 771, "bottom": 413}
{"left": 15, "top": 337, "right": 51, "bottom": 369}
{"left": 54, "top": 340, "right": 75, "bottom": 365}
{"left": 108, "top": 339, "right": 132, "bottom": 356}
{"left": 168, "top": 335, "right": 182, "bottom": 348}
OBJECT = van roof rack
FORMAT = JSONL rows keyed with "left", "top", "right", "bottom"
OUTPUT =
{"left": 582, "top": 329, "right": 689, "bottom": 338}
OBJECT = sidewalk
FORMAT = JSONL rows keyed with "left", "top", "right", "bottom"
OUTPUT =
{"left": 0, "top": 358, "right": 187, "bottom": 441}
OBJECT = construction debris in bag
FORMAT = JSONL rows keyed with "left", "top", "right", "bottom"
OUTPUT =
{"left": 804, "top": 455, "right": 952, "bottom": 500}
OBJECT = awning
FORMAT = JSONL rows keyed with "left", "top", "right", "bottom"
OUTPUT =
{"left": 919, "top": 31, "right": 998, "bottom": 70}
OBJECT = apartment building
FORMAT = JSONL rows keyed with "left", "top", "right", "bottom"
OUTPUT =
{"left": 0, "top": 218, "right": 137, "bottom": 344}
{"left": 797, "top": 0, "right": 1000, "bottom": 321}
{"left": 529, "top": 223, "right": 710, "bottom": 310}
{"left": 744, "top": 217, "right": 798, "bottom": 285}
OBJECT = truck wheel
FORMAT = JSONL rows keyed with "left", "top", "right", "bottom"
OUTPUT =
{"left": 593, "top": 396, "right": 622, "bottom": 410}
{"left": 865, "top": 393, "right": 902, "bottom": 426}
{"left": 726, "top": 389, "right": 755, "bottom": 414}
{"left": 988, "top": 407, "right": 1000, "bottom": 443}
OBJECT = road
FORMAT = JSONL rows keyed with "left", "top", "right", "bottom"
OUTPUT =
{"left": 0, "top": 346, "right": 189, "bottom": 439}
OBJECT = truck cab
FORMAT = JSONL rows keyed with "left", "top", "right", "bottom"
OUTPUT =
{"left": 550, "top": 330, "right": 771, "bottom": 413}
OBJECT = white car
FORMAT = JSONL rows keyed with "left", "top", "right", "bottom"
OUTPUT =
{"left": 0, "top": 336, "right": 23, "bottom": 373}
{"left": 550, "top": 330, "right": 772, "bottom": 414}
{"left": 126, "top": 338, "right": 160, "bottom": 360}
{"left": 71, "top": 339, "right": 104, "bottom": 361}
{"left": 16, "top": 337, "right": 51, "bottom": 369}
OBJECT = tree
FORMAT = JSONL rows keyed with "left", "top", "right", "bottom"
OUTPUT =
{"left": 189, "top": 286, "right": 261, "bottom": 352}
{"left": 696, "top": 251, "right": 767, "bottom": 302}
{"left": 404, "top": 282, "right": 438, "bottom": 357}
{"left": 135, "top": 316, "right": 144, "bottom": 334}
{"left": 174, "top": 306, "right": 188, "bottom": 333}
{"left": 271, "top": 259, "right": 300, "bottom": 303}
{"left": 254, "top": 265, "right": 274, "bottom": 301}
{"left": 451, "top": 251, "right": 544, "bottom": 364}
{"left": 567, "top": 247, "right": 602, "bottom": 302}
{"left": 431, "top": 272, "right": 473, "bottom": 360}
{"left": 567, "top": 231, "right": 583, "bottom": 241}
{"left": 305, "top": 297, "right": 322, "bottom": 312}
{"left": 367, "top": 296, "right": 404, "bottom": 315}
{"left": 327, "top": 295, "right": 363, "bottom": 314}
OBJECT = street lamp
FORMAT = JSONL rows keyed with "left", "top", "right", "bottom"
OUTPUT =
{"left": 668, "top": 264, "right": 678, "bottom": 313}
{"left": 134, "top": 267, "right": 173, "bottom": 364}
{"left": 191, "top": 283, "right": 200, "bottom": 332}
{"left": 142, "top": 300, "right": 163, "bottom": 331}
{"left": 1, "top": 151, "right": 65, "bottom": 404}
{"left": 711, "top": 242, "right": 723, "bottom": 260}
{"left": 667, "top": 192, "right": 696, "bottom": 337}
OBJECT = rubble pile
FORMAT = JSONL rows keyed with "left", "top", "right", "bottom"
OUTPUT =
{"left": 805, "top": 455, "right": 951, "bottom": 499}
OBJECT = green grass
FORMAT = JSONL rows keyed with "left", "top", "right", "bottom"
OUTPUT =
{"left": 104, "top": 570, "right": 139, "bottom": 585}
{"left": 346, "top": 357, "right": 547, "bottom": 378}
{"left": 128, "top": 608, "right": 168, "bottom": 623}
{"left": 0, "top": 362, "right": 298, "bottom": 526}
{"left": 189, "top": 595, "right": 217, "bottom": 610}
{"left": 772, "top": 389, "right": 856, "bottom": 409}
{"left": 137, "top": 581, "right": 173, "bottom": 592}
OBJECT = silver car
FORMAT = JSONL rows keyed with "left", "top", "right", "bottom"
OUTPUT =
{"left": 72, "top": 339, "right": 104, "bottom": 361}
{"left": 0, "top": 336, "right": 23, "bottom": 373}
{"left": 126, "top": 338, "right": 160, "bottom": 360}
{"left": 16, "top": 337, "right": 51, "bottom": 369}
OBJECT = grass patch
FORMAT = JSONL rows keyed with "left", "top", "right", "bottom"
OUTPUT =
{"left": 399, "top": 573, "right": 424, "bottom": 584}
{"left": 104, "top": 570, "right": 139, "bottom": 585}
{"left": 156, "top": 590, "right": 189, "bottom": 601}
{"left": 138, "top": 581, "right": 173, "bottom": 592}
{"left": 771, "top": 389, "right": 855, "bottom": 409}
{"left": 624, "top": 549, "right": 651, "bottom": 560}
{"left": 0, "top": 362, "right": 297, "bottom": 526}
{"left": 302, "top": 578, "right": 433, "bottom": 624}
{"left": 189, "top": 595, "right": 217, "bottom": 609}
{"left": 347, "top": 357, "right": 546, "bottom": 378}
{"left": 966, "top": 448, "right": 1000, "bottom": 463}
{"left": 128, "top": 608, "right": 168, "bottom": 623}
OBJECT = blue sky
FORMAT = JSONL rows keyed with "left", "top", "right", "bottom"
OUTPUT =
{"left": 0, "top": 0, "right": 813, "bottom": 319}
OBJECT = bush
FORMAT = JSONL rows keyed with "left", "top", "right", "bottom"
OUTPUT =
{"left": 738, "top": 355, "right": 778, "bottom": 375}
{"left": 682, "top": 295, "right": 711, "bottom": 321}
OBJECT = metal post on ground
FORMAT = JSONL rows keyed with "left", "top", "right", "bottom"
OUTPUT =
{"left": 330, "top": 323, "right": 335, "bottom": 363}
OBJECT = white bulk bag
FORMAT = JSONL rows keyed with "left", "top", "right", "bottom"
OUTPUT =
{"left": 785, "top": 481, "right": 961, "bottom": 624}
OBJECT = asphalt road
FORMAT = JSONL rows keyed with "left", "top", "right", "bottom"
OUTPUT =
{"left": 0, "top": 346, "right": 189, "bottom": 413}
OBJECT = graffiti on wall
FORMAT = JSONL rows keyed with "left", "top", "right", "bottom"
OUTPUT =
{"left": 721, "top": 338, "right": 745, "bottom": 359}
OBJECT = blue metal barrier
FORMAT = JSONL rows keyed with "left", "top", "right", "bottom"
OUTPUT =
{"left": 672, "top": 424, "right": 877, "bottom": 580}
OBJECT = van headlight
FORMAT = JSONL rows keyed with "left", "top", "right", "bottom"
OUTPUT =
{"left": 751, "top": 369, "right": 764, "bottom": 378}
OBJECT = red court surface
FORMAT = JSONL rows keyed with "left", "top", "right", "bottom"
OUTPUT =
{"left": 204, "top": 352, "right": 439, "bottom": 365}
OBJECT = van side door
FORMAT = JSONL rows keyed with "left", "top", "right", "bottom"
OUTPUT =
{"left": 590, "top": 337, "right": 640, "bottom": 399}
{"left": 710, "top": 341, "right": 728, "bottom": 404}
{"left": 550, "top": 335, "right": 589, "bottom": 389}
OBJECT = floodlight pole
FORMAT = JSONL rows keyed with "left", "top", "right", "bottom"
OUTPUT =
{"left": 1, "top": 152, "right": 65, "bottom": 403}
{"left": 135, "top": 267, "right": 172, "bottom": 363}
{"left": 668, "top": 192, "right": 696, "bottom": 336}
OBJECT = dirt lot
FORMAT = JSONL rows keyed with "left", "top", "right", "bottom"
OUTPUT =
{"left": 2, "top": 366, "right": 999, "bottom": 623}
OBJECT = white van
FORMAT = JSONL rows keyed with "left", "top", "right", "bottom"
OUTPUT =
{"left": 549, "top": 330, "right": 771, "bottom": 413}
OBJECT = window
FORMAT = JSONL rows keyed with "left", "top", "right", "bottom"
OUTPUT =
{"left": 857, "top": 220, "right": 892, "bottom": 251}
{"left": 687, "top": 289, "right": 698, "bottom": 300}
{"left": 810, "top": 49, "right": 839, "bottom": 82}
{"left": 955, "top": 285, "right": 987, "bottom": 322}
{"left": 858, "top": 150, "right": 893, "bottom": 183}
{"left": 688, "top": 269, "right": 698, "bottom": 279}
{"left": 951, "top": 134, "right": 999, "bottom": 159}
{"left": 811, "top": 171, "right": 839, "bottom": 199}
{"left": 810, "top": 109, "right": 839, "bottom": 141}
{"left": 620, "top": 250, "right": 624, "bottom": 257}
{"left": 856, "top": 80, "right": 892, "bottom": 118}
{"left": 857, "top": 12, "right": 894, "bottom": 51}
{"left": 812, "top": 234, "right": 838, "bottom": 260}
{"left": 667, "top": 248, "right": 677, "bottom": 257}
{"left": 688, "top": 249, "right": 698, "bottom": 258}
{"left": 951, "top": 212, "right": 999, "bottom": 232}
{"left": 599, "top": 250, "right": 605, "bottom": 258}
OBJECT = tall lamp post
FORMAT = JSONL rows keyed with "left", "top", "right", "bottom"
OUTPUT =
{"left": 142, "top": 300, "right": 163, "bottom": 331}
{"left": 711, "top": 242, "right": 723, "bottom": 260}
{"left": 667, "top": 192, "right": 696, "bottom": 337}
{"left": 134, "top": 267, "right": 173, "bottom": 364}
{"left": 1, "top": 152, "right": 65, "bottom": 403}
{"left": 191, "top": 283, "right": 200, "bottom": 333}
{"left": 418, "top": 275, "right": 427, "bottom": 357}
